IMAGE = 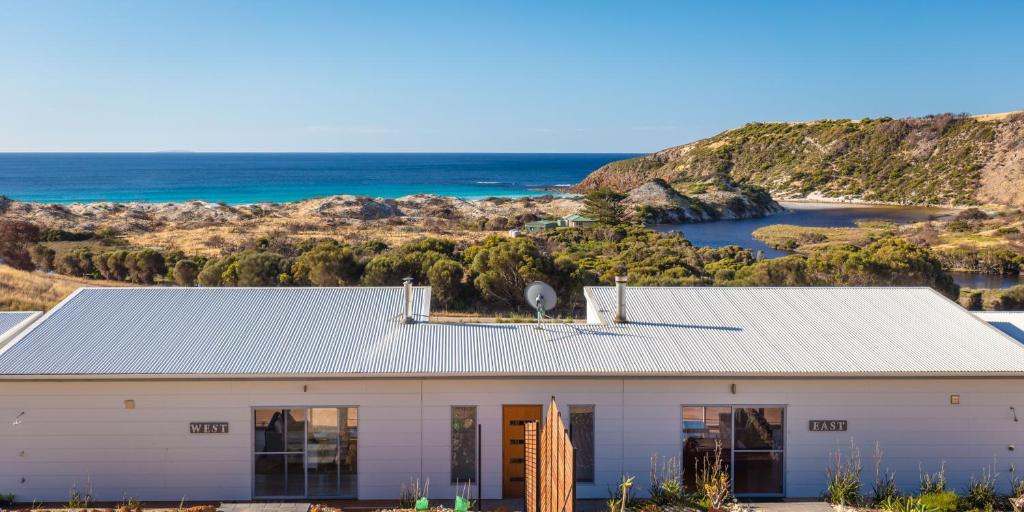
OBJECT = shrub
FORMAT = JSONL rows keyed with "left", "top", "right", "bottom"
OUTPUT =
{"left": 0, "top": 493, "right": 15, "bottom": 507}
{"left": 920, "top": 462, "right": 947, "bottom": 494}
{"left": 880, "top": 496, "right": 930, "bottom": 512}
{"left": 872, "top": 442, "right": 899, "bottom": 504}
{"left": 173, "top": 259, "right": 200, "bottom": 286}
{"left": 398, "top": 477, "right": 429, "bottom": 509}
{"left": 648, "top": 454, "right": 684, "bottom": 505}
{"left": 961, "top": 465, "right": 998, "bottom": 510}
{"left": 824, "top": 440, "right": 863, "bottom": 506}
{"left": 918, "top": 491, "right": 958, "bottom": 512}
{"left": 695, "top": 441, "right": 730, "bottom": 511}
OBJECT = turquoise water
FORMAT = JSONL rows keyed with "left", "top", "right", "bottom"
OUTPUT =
{"left": 0, "top": 153, "right": 636, "bottom": 204}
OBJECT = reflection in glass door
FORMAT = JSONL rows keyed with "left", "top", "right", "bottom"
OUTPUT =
{"left": 254, "top": 407, "right": 358, "bottom": 498}
{"left": 681, "top": 406, "right": 785, "bottom": 496}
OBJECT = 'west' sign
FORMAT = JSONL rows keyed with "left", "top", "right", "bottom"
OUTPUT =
{"left": 190, "top": 422, "right": 229, "bottom": 434}
{"left": 809, "top": 420, "right": 847, "bottom": 432}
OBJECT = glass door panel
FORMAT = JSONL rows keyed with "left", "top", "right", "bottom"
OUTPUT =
{"left": 682, "top": 406, "right": 732, "bottom": 493}
{"left": 682, "top": 405, "right": 785, "bottom": 496}
{"left": 340, "top": 407, "right": 358, "bottom": 497}
{"left": 734, "top": 452, "right": 784, "bottom": 494}
{"left": 733, "top": 407, "right": 784, "bottom": 450}
{"left": 307, "top": 408, "right": 341, "bottom": 497}
{"left": 254, "top": 407, "right": 357, "bottom": 499}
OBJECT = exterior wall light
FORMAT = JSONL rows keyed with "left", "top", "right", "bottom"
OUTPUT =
{"left": 950, "top": 395, "right": 960, "bottom": 405}
{"left": 124, "top": 399, "right": 135, "bottom": 409}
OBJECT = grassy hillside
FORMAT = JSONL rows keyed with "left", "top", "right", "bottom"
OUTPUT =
{"left": 0, "top": 265, "right": 122, "bottom": 311}
{"left": 575, "top": 112, "right": 1024, "bottom": 207}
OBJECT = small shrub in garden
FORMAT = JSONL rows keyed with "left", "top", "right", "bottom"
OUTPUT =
{"left": 872, "top": 442, "right": 899, "bottom": 504}
{"left": 824, "top": 440, "right": 863, "bottom": 506}
{"left": 917, "top": 491, "right": 958, "bottom": 512}
{"left": 961, "top": 465, "right": 998, "bottom": 511}
{"left": 880, "top": 496, "right": 930, "bottom": 512}
{"left": 0, "top": 493, "right": 15, "bottom": 508}
{"left": 648, "top": 453, "right": 684, "bottom": 505}
{"left": 696, "top": 441, "right": 731, "bottom": 512}
{"left": 920, "top": 462, "right": 947, "bottom": 494}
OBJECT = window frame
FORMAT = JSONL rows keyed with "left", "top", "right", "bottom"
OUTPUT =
{"left": 450, "top": 405, "right": 478, "bottom": 485}
{"left": 680, "top": 404, "right": 787, "bottom": 498}
{"left": 568, "top": 404, "right": 596, "bottom": 484}
{"left": 250, "top": 406, "right": 359, "bottom": 500}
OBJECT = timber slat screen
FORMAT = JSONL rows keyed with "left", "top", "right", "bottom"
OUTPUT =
{"left": 525, "top": 397, "right": 574, "bottom": 512}
{"left": 524, "top": 421, "right": 538, "bottom": 511}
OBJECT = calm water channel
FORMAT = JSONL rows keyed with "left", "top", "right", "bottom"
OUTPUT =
{"left": 656, "top": 202, "right": 1022, "bottom": 289}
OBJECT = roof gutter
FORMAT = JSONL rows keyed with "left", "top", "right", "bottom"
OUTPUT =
{"left": 4, "top": 370, "right": 1024, "bottom": 382}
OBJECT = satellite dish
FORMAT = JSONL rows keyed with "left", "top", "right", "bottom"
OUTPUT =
{"left": 525, "top": 281, "right": 557, "bottom": 313}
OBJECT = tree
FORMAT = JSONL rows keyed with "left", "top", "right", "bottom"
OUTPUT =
{"left": 0, "top": 220, "right": 41, "bottom": 270}
{"left": 94, "top": 250, "right": 129, "bottom": 281}
{"left": 464, "top": 236, "right": 553, "bottom": 309}
{"left": 229, "top": 251, "right": 291, "bottom": 287}
{"left": 173, "top": 259, "right": 200, "bottom": 286}
{"left": 361, "top": 253, "right": 422, "bottom": 286}
{"left": 292, "top": 241, "right": 360, "bottom": 286}
{"left": 54, "top": 247, "right": 96, "bottom": 277}
{"left": 125, "top": 249, "right": 167, "bottom": 284}
{"left": 581, "top": 188, "right": 627, "bottom": 226}
{"left": 198, "top": 255, "right": 237, "bottom": 286}
{"left": 427, "top": 258, "right": 464, "bottom": 309}
{"left": 29, "top": 244, "right": 56, "bottom": 271}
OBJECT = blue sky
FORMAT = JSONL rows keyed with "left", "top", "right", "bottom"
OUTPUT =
{"left": 1, "top": 1, "right": 1022, "bottom": 153}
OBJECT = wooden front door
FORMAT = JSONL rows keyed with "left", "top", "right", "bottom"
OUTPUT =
{"left": 503, "top": 404, "right": 542, "bottom": 498}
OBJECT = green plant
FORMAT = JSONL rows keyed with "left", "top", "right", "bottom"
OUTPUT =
{"left": 117, "top": 493, "right": 142, "bottom": 512}
{"left": 873, "top": 442, "right": 900, "bottom": 504}
{"left": 648, "top": 453, "right": 684, "bottom": 505}
{"left": 920, "top": 462, "right": 947, "bottom": 494}
{"left": 65, "top": 480, "right": 93, "bottom": 509}
{"left": 824, "top": 439, "right": 863, "bottom": 506}
{"left": 918, "top": 491, "right": 958, "bottom": 512}
{"left": 454, "top": 480, "right": 474, "bottom": 512}
{"left": 398, "top": 477, "right": 430, "bottom": 509}
{"left": 607, "top": 475, "right": 634, "bottom": 512}
{"left": 0, "top": 493, "right": 16, "bottom": 508}
{"left": 695, "top": 441, "right": 731, "bottom": 512}
{"left": 880, "top": 495, "right": 933, "bottom": 512}
{"left": 961, "top": 464, "right": 998, "bottom": 510}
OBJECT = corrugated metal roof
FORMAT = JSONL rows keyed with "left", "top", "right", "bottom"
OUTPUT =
{"left": 0, "top": 287, "right": 429, "bottom": 377}
{"left": 2, "top": 286, "right": 1024, "bottom": 378}
{"left": 975, "top": 311, "right": 1024, "bottom": 342}
{"left": 0, "top": 312, "right": 39, "bottom": 338}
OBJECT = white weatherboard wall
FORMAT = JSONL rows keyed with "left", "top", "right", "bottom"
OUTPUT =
{"left": 2, "top": 378, "right": 1023, "bottom": 501}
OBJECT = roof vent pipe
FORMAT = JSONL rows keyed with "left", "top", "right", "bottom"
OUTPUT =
{"left": 614, "top": 276, "right": 628, "bottom": 323}
{"left": 402, "top": 277, "right": 414, "bottom": 324}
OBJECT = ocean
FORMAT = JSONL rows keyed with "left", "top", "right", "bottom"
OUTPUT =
{"left": 0, "top": 152, "right": 636, "bottom": 204}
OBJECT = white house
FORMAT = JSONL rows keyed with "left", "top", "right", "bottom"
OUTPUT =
{"left": 2, "top": 285, "right": 1024, "bottom": 503}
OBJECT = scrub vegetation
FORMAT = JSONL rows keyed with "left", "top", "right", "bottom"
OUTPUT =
{"left": 0, "top": 217, "right": 961, "bottom": 313}
{"left": 575, "top": 112, "right": 1024, "bottom": 208}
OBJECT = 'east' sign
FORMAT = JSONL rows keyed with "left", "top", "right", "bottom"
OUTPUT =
{"left": 190, "top": 422, "right": 229, "bottom": 434}
{"left": 809, "top": 420, "right": 847, "bottom": 432}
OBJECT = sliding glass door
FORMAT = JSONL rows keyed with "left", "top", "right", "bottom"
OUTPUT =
{"left": 254, "top": 407, "right": 358, "bottom": 498}
{"left": 682, "top": 406, "right": 785, "bottom": 496}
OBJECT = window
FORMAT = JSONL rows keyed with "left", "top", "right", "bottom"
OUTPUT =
{"left": 451, "top": 406, "right": 477, "bottom": 484}
{"left": 254, "top": 408, "right": 357, "bottom": 498}
{"left": 682, "top": 406, "right": 784, "bottom": 496}
{"left": 569, "top": 405, "right": 595, "bottom": 483}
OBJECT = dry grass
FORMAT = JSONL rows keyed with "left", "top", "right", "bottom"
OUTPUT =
{"left": 0, "top": 265, "right": 125, "bottom": 311}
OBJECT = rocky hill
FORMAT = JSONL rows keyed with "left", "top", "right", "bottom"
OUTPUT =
{"left": 575, "top": 112, "right": 1024, "bottom": 207}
